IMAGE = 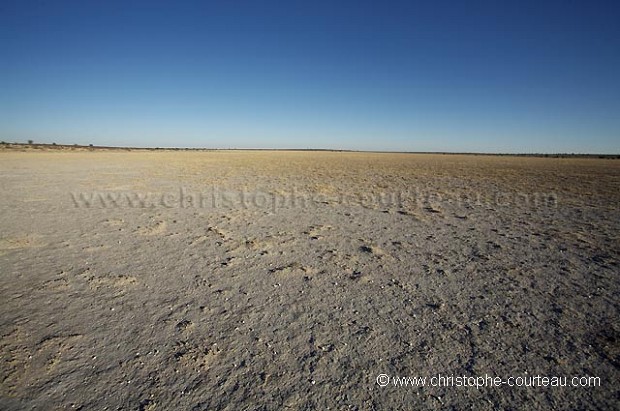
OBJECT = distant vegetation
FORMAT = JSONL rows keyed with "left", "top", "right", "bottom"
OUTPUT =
{"left": 1, "top": 142, "right": 618, "bottom": 158}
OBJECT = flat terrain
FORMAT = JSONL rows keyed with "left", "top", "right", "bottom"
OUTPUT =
{"left": 1, "top": 149, "right": 619, "bottom": 410}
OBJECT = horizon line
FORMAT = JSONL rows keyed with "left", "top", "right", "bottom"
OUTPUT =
{"left": 1, "top": 142, "right": 619, "bottom": 158}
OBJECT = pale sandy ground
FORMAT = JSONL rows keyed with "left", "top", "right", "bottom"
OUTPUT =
{"left": 1, "top": 149, "right": 618, "bottom": 410}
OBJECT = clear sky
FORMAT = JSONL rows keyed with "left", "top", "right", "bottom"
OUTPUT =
{"left": 1, "top": 0, "right": 619, "bottom": 153}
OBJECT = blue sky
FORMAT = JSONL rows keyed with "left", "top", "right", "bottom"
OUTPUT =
{"left": 1, "top": 0, "right": 619, "bottom": 153}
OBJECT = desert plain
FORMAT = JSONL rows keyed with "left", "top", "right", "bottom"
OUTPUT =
{"left": 0, "top": 148, "right": 619, "bottom": 410}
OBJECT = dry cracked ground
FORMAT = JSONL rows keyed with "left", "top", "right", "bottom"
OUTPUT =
{"left": 1, "top": 149, "right": 619, "bottom": 410}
